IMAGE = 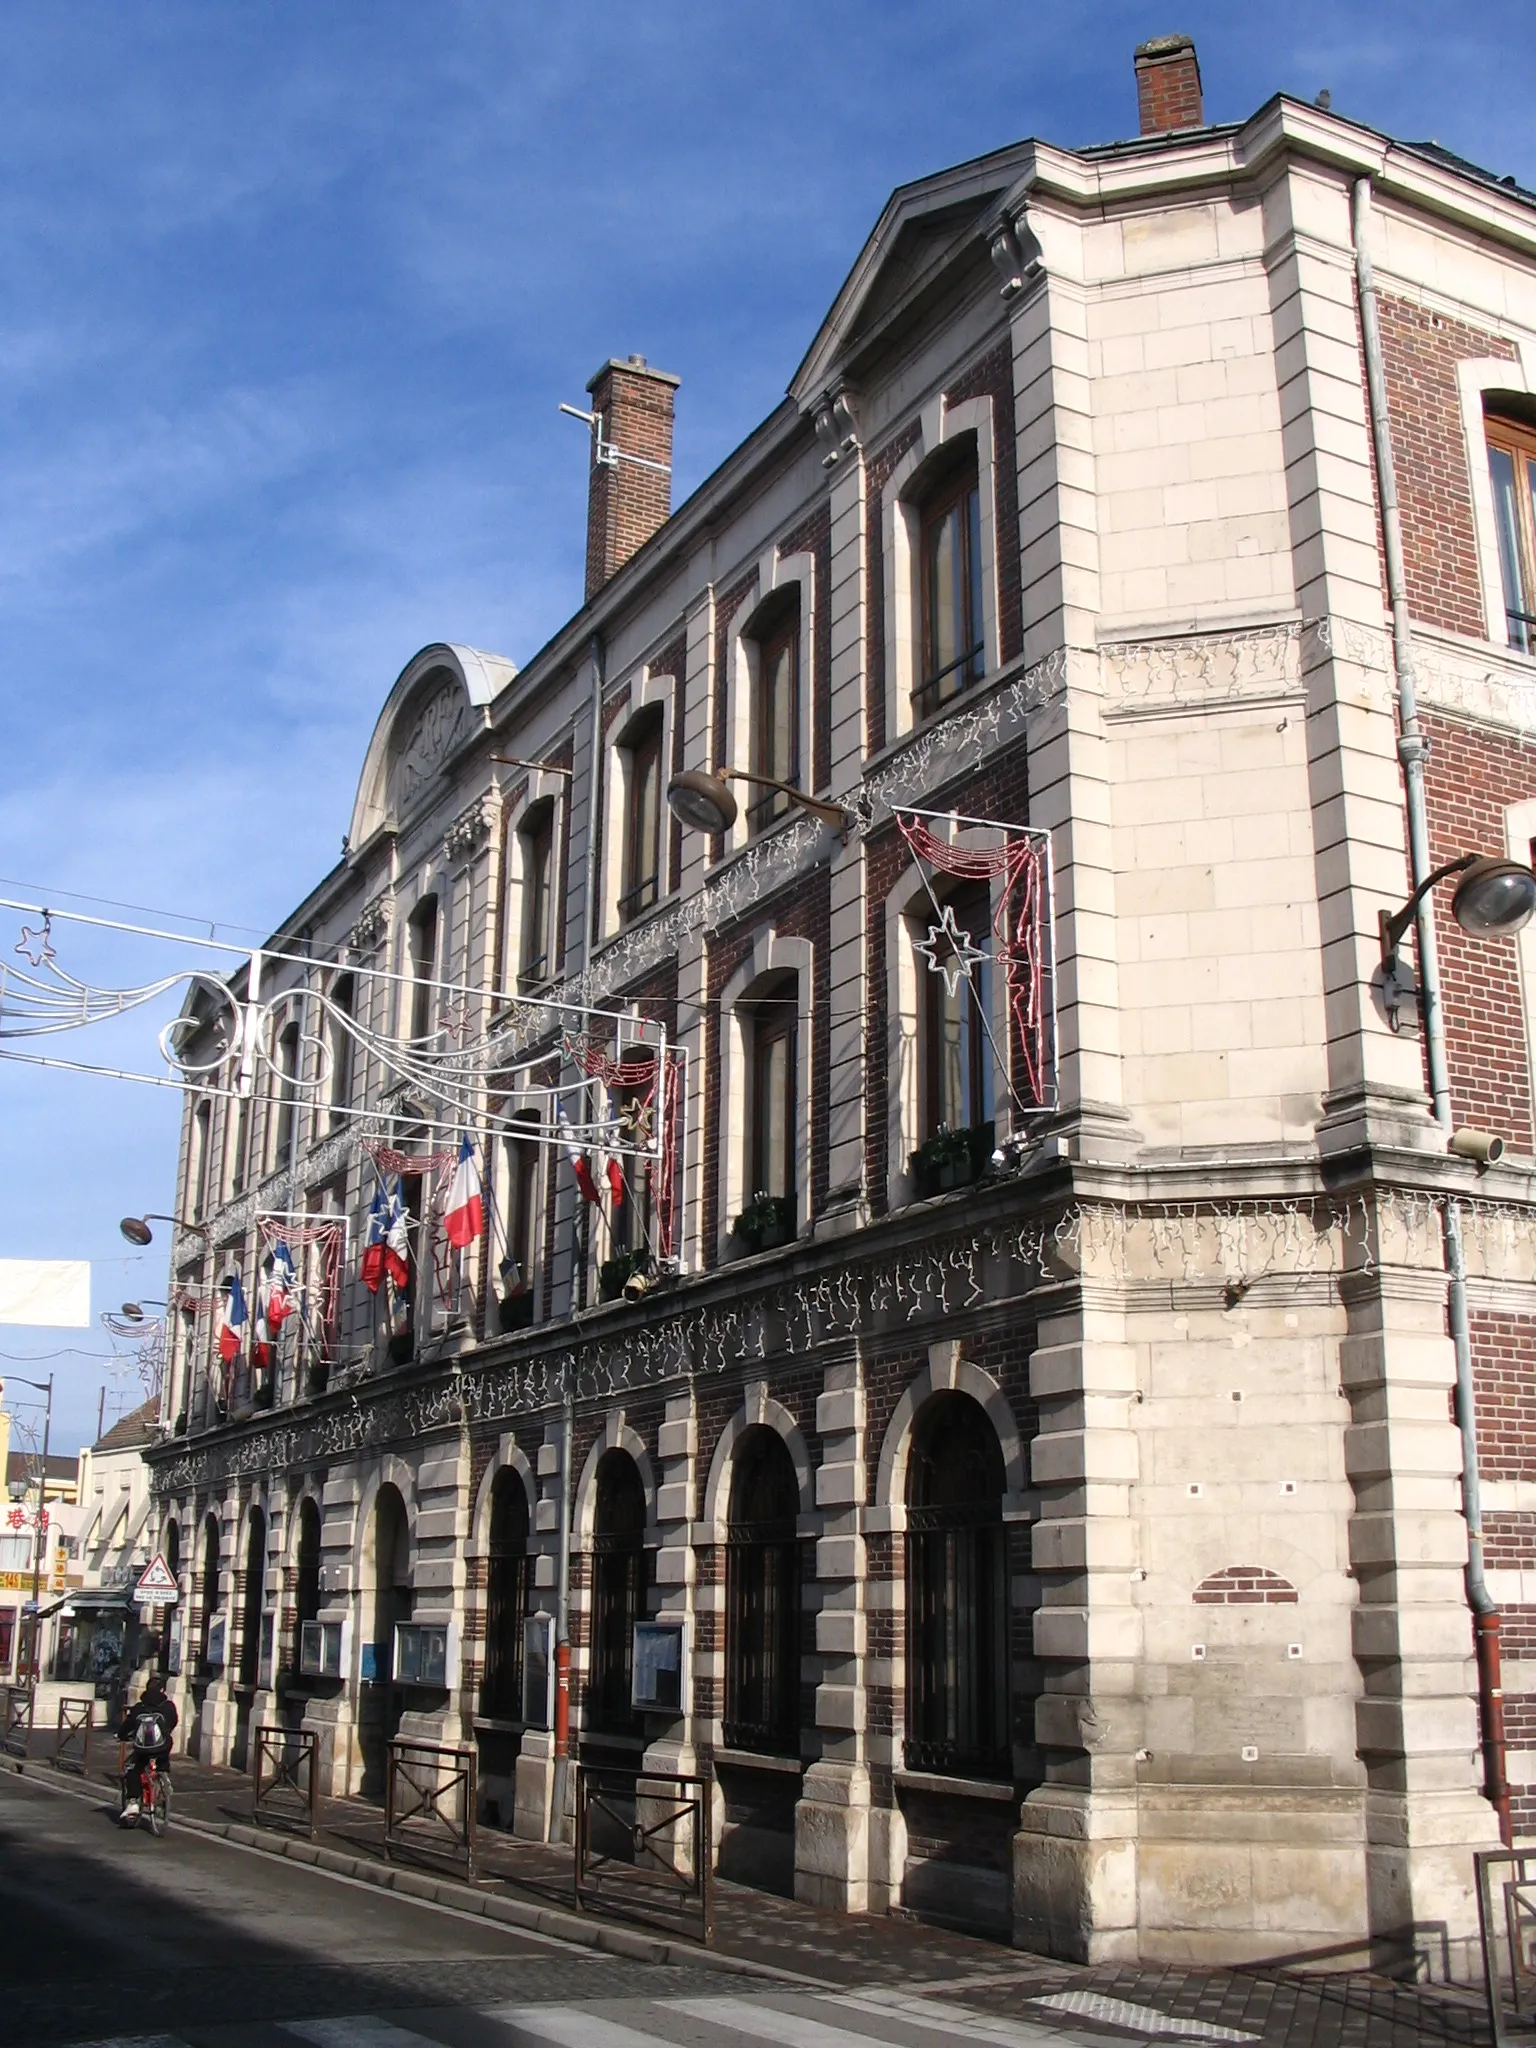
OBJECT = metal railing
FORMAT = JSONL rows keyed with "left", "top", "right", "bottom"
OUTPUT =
{"left": 1, "top": 1685, "right": 34, "bottom": 1759}
{"left": 574, "top": 1761, "right": 712, "bottom": 1945}
{"left": 52, "top": 1697, "right": 93, "bottom": 1775}
{"left": 252, "top": 1725, "right": 319, "bottom": 1839}
{"left": 1477, "top": 1847, "right": 1536, "bottom": 2045}
{"left": 384, "top": 1737, "right": 476, "bottom": 1882}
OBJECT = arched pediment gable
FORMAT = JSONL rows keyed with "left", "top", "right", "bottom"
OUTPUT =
{"left": 349, "top": 642, "right": 517, "bottom": 850}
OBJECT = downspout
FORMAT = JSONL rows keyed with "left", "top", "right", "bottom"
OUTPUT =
{"left": 1353, "top": 176, "right": 1510, "bottom": 1843}
{"left": 552, "top": 630, "right": 604, "bottom": 1827}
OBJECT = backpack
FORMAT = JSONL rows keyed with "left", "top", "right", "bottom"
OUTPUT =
{"left": 135, "top": 1709, "right": 168, "bottom": 1750}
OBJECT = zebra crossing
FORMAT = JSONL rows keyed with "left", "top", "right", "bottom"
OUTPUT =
{"left": 66, "top": 1979, "right": 1258, "bottom": 2048}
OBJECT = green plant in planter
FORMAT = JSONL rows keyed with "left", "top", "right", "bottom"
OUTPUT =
{"left": 910, "top": 1120, "right": 995, "bottom": 1198}
{"left": 733, "top": 1191, "right": 795, "bottom": 1252}
{"left": 599, "top": 1249, "right": 649, "bottom": 1301}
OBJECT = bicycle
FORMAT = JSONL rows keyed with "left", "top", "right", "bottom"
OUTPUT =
{"left": 119, "top": 1747, "right": 172, "bottom": 1837}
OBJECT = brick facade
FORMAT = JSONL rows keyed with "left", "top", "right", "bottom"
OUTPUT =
{"left": 1378, "top": 294, "right": 1517, "bottom": 640}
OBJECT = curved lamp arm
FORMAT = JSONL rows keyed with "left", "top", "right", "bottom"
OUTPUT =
{"left": 718, "top": 770, "right": 855, "bottom": 836}
{"left": 1379, "top": 855, "right": 1477, "bottom": 970}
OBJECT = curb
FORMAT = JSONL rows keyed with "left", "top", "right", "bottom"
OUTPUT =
{"left": 5, "top": 1755, "right": 814, "bottom": 1986}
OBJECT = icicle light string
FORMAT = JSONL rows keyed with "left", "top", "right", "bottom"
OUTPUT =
{"left": 155, "top": 1185, "right": 1522, "bottom": 1497}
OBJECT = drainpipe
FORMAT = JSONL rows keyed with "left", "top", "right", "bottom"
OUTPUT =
{"left": 1353, "top": 176, "right": 1510, "bottom": 1843}
{"left": 552, "top": 632, "right": 604, "bottom": 1826}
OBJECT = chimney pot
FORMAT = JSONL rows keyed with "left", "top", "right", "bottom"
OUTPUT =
{"left": 582, "top": 355, "right": 680, "bottom": 601}
{"left": 1134, "top": 33, "right": 1204, "bottom": 136}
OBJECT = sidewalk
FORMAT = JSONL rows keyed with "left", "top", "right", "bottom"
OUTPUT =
{"left": 6, "top": 1723, "right": 1501, "bottom": 2045}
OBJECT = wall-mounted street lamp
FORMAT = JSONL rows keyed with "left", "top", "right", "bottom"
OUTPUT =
{"left": 118, "top": 1213, "right": 208, "bottom": 1247}
{"left": 119, "top": 1299, "right": 168, "bottom": 1321}
{"left": 666, "top": 768, "right": 855, "bottom": 840}
{"left": 1379, "top": 853, "right": 1536, "bottom": 974}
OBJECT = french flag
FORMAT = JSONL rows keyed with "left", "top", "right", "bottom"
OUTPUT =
{"left": 557, "top": 1105, "right": 600, "bottom": 1204}
{"left": 218, "top": 1273, "right": 248, "bottom": 1363}
{"left": 252, "top": 1283, "right": 272, "bottom": 1370}
{"left": 361, "top": 1184, "right": 387, "bottom": 1294}
{"left": 267, "top": 1240, "right": 297, "bottom": 1330}
{"left": 443, "top": 1135, "right": 484, "bottom": 1249}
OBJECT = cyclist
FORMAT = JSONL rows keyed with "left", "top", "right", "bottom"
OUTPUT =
{"left": 116, "top": 1672, "right": 177, "bottom": 1822}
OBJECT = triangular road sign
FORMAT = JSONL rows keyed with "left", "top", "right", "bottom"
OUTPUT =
{"left": 133, "top": 1552, "right": 179, "bottom": 1602}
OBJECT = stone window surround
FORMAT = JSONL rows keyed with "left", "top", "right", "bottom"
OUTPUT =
{"left": 598, "top": 671, "right": 675, "bottom": 945}
{"left": 501, "top": 767, "right": 567, "bottom": 995}
{"left": 719, "top": 548, "right": 816, "bottom": 861}
{"left": 715, "top": 931, "right": 816, "bottom": 1261}
{"left": 882, "top": 822, "right": 1012, "bottom": 1209}
{"left": 881, "top": 393, "right": 1002, "bottom": 750}
{"left": 1456, "top": 347, "right": 1536, "bottom": 655}
{"left": 488, "top": 1125, "right": 547, "bottom": 1344}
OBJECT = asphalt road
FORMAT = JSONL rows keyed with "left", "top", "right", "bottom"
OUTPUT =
{"left": 0, "top": 1770, "right": 1109, "bottom": 2048}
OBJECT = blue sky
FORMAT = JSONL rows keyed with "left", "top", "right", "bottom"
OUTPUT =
{"left": 0, "top": 0, "right": 1532, "bottom": 1456}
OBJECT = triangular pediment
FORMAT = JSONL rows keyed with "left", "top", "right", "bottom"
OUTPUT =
{"left": 789, "top": 141, "right": 1037, "bottom": 409}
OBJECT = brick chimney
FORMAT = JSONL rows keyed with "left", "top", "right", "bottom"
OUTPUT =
{"left": 583, "top": 354, "right": 679, "bottom": 600}
{"left": 1134, "top": 34, "right": 1203, "bottom": 136}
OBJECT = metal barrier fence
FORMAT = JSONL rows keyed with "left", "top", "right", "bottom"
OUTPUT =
{"left": 384, "top": 1738, "right": 476, "bottom": 1883}
{"left": 1, "top": 1685, "right": 34, "bottom": 1759}
{"left": 1478, "top": 1847, "right": 1536, "bottom": 2046}
{"left": 574, "top": 1762, "right": 713, "bottom": 1945}
{"left": 252, "top": 1725, "right": 319, "bottom": 1839}
{"left": 52, "top": 1697, "right": 93, "bottom": 1775}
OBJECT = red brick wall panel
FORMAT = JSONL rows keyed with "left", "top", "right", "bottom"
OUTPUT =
{"left": 1420, "top": 713, "right": 1535, "bottom": 1152}
{"left": 1377, "top": 295, "right": 1516, "bottom": 640}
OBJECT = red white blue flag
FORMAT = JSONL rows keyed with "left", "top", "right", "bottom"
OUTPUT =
{"left": 443, "top": 1135, "right": 484, "bottom": 1249}
{"left": 361, "top": 1185, "right": 386, "bottom": 1293}
{"left": 218, "top": 1273, "right": 248, "bottom": 1363}
{"left": 267, "top": 1240, "right": 297, "bottom": 1330}
{"left": 557, "top": 1105, "right": 600, "bottom": 1204}
{"left": 252, "top": 1283, "right": 272, "bottom": 1369}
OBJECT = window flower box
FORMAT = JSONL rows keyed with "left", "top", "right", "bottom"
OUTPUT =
{"left": 498, "top": 1287, "right": 535, "bottom": 1333}
{"left": 733, "top": 1193, "right": 795, "bottom": 1255}
{"left": 599, "top": 1250, "right": 649, "bottom": 1302}
{"left": 910, "top": 1121, "right": 996, "bottom": 1201}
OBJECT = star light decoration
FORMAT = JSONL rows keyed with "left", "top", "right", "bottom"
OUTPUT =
{"left": 913, "top": 902, "right": 988, "bottom": 998}
{"left": 15, "top": 917, "right": 56, "bottom": 968}
{"left": 618, "top": 1094, "right": 655, "bottom": 1145}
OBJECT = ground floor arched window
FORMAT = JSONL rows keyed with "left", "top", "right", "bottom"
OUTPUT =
{"left": 904, "top": 1390, "right": 1009, "bottom": 1778}
{"left": 724, "top": 1426, "right": 800, "bottom": 1755}
{"left": 588, "top": 1450, "right": 646, "bottom": 1736}
{"left": 482, "top": 1468, "right": 531, "bottom": 1720}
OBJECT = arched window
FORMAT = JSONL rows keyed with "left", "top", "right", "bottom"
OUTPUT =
{"left": 188, "top": 1100, "right": 212, "bottom": 1221}
{"left": 238, "top": 1507, "right": 266, "bottom": 1688}
{"left": 921, "top": 882, "right": 994, "bottom": 1143}
{"left": 482, "top": 1470, "right": 531, "bottom": 1720}
{"left": 197, "top": 1513, "right": 220, "bottom": 1674}
{"left": 328, "top": 975, "right": 355, "bottom": 1129}
{"left": 619, "top": 712, "right": 664, "bottom": 925}
{"left": 1487, "top": 409, "right": 1536, "bottom": 653}
{"left": 518, "top": 802, "right": 556, "bottom": 989}
{"left": 273, "top": 1022, "right": 301, "bottom": 1170}
{"left": 750, "top": 598, "right": 800, "bottom": 832}
{"left": 905, "top": 1392, "right": 1009, "bottom": 1778}
{"left": 294, "top": 1498, "right": 322, "bottom": 1643}
{"left": 588, "top": 1450, "right": 646, "bottom": 1734}
{"left": 914, "top": 442, "right": 984, "bottom": 721}
{"left": 748, "top": 978, "right": 797, "bottom": 1223}
{"left": 724, "top": 1427, "right": 800, "bottom": 1755}
{"left": 373, "top": 1484, "right": 411, "bottom": 1675}
{"left": 408, "top": 897, "right": 439, "bottom": 1043}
